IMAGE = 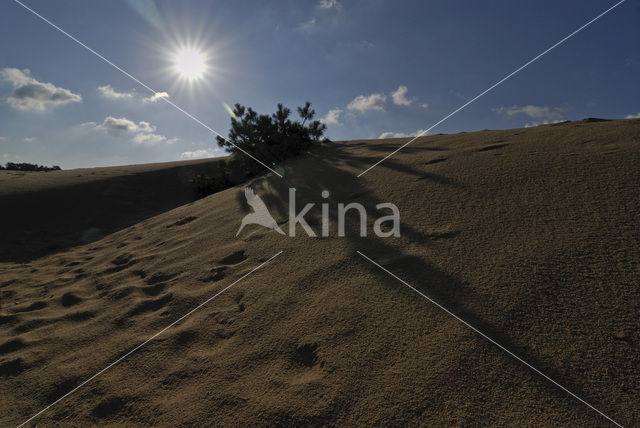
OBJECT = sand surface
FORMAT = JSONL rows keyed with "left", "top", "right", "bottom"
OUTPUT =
{"left": 1, "top": 119, "right": 639, "bottom": 426}
{"left": 0, "top": 157, "right": 228, "bottom": 262}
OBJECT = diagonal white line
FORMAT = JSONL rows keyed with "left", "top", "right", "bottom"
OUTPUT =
{"left": 357, "top": 0, "right": 626, "bottom": 177}
{"left": 356, "top": 251, "right": 623, "bottom": 427}
{"left": 17, "top": 251, "right": 284, "bottom": 428}
{"left": 12, "top": 0, "right": 283, "bottom": 178}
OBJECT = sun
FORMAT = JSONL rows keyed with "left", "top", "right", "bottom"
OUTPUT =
{"left": 173, "top": 48, "right": 207, "bottom": 80}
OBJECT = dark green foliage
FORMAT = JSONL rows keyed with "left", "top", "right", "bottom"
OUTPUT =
{"left": 216, "top": 102, "right": 326, "bottom": 176}
{"left": 190, "top": 173, "right": 218, "bottom": 199}
{"left": 189, "top": 160, "right": 233, "bottom": 199}
{"left": 0, "top": 162, "right": 61, "bottom": 171}
{"left": 190, "top": 102, "right": 326, "bottom": 199}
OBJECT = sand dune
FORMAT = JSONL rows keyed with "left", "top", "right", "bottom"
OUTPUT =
{"left": 0, "top": 157, "right": 229, "bottom": 262}
{"left": 1, "top": 119, "right": 639, "bottom": 426}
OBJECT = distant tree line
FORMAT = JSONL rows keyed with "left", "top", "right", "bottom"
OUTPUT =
{"left": 0, "top": 162, "right": 61, "bottom": 171}
{"left": 191, "top": 101, "right": 327, "bottom": 198}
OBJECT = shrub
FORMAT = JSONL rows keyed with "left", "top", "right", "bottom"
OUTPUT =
{"left": 190, "top": 173, "right": 219, "bottom": 199}
{"left": 216, "top": 102, "right": 326, "bottom": 176}
{"left": 189, "top": 160, "right": 233, "bottom": 199}
{"left": 191, "top": 102, "right": 326, "bottom": 199}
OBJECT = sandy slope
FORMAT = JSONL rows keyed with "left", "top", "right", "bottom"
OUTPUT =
{"left": 0, "top": 157, "right": 229, "bottom": 262}
{"left": 1, "top": 119, "right": 639, "bottom": 426}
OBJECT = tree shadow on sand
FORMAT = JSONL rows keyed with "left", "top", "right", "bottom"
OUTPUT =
{"left": 240, "top": 140, "right": 608, "bottom": 410}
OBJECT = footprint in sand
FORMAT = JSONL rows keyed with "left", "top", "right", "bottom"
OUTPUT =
{"left": 424, "top": 158, "right": 447, "bottom": 165}
{"left": 0, "top": 358, "right": 29, "bottom": 377}
{"left": 218, "top": 250, "right": 247, "bottom": 265}
{"left": 127, "top": 293, "right": 173, "bottom": 317}
{"left": 478, "top": 143, "right": 509, "bottom": 152}
{"left": 63, "top": 311, "right": 96, "bottom": 322}
{"left": 173, "top": 329, "right": 198, "bottom": 345}
{"left": 200, "top": 266, "right": 227, "bottom": 283}
{"left": 91, "top": 397, "right": 128, "bottom": 419}
{"left": 169, "top": 216, "right": 198, "bottom": 227}
{"left": 102, "top": 253, "right": 137, "bottom": 274}
{"left": 139, "top": 283, "right": 166, "bottom": 296}
{"left": 0, "top": 338, "right": 28, "bottom": 354}
{"left": 12, "top": 301, "right": 47, "bottom": 313}
{"left": 131, "top": 269, "right": 147, "bottom": 279}
{"left": 1, "top": 290, "right": 16, "bottom": 300}
{"left": 289, "top": 342, "right": 326, "bottom": 385}
{"left": 294, "top": 342, "right": 320, "bottom": 367}
{"left": 61, "top": 292, "right": 83, "bottom": 307}
{"left": 235, "top": 292, "right": 245, "bottom": 312}
{"left": 13, "top": 318, "right": 51, "bottom": 334}
{"left": 146, "top": 272, "right": 178, "bottom": 285}
{"left": 0, "top": 314, "right": 19, "bottom": 326}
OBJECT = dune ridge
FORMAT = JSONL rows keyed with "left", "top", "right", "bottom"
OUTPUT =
{"left": 1, "top": 119, "right": 639, "bottom": 426}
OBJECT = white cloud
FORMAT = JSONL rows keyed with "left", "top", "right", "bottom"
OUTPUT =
{"left": 95, "top": 116, "right": 155, "bottom": 133}
{"left": 321, "top": 108, "right": 343, "bottom": 125}
{"left": 77, "top": 121, "right": 97, "bottom": 128}
{"left": 625, "top": 112, "right": 640, "bottom": 119}
{"left": 143, "top": 92, "right": 169, "bottom": 103}
{"left": 299, "top": 17, "right": 317, "bottom": 30}
{"left": 1, "top": 68, "right": 82, "bottom": 112}
{"left": 420, "top": 103, "right": 428, "bottom": 109}
{"left": 379, "top": 131, "right": 409, "bottom": 139}
{"left": 319, "top": 0, "right": 341, "bottom": 9}
{"left": 132, "top": 133, "right": 169, "bottom": 145}
{"left": 379, "top": 129, "right": 428, "bottom": 139}
{"left": 357, "top": 40, "right": 374, "bottom": 49}
{"left": 0, "top": 137, "right": 7, "bottom": 142}
{"left": 97, "top": 85, "right": 169, "bottom": 103}
{"left": 23, "top": 137, "right": 37, "bottom": 142}
{"left": 93, "top": 116, "right": 176, "bottom": 145}
{"left": 391, "top": 85, "right": 416, "bottom": 106}
{"left": 524, "top": 120, "right": 564, "bottom": 128}
{"left": 97, "top": 84, "right": 133, "bottom": 99}
{"left": 347, "top": 93, "right": 386, "bottom": 112}
{"left": 180, "top": 149, "right": 217, "bottom": 159}
{"left": 494, "top": 105, "right": 565, "bottom": 120}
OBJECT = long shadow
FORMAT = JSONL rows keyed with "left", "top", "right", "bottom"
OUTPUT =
{"left": 242, "top": 141, "right": 605, "bottom": 408}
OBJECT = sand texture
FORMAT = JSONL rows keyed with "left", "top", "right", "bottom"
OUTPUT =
{"left": 1, "top": 119, "right": 639, "bottom": 426}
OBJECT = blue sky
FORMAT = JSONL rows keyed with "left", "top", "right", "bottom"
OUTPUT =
{"left": 0, "top": 0, "right": 638, "bottom": 168}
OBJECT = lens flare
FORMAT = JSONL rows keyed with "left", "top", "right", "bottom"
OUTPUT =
{"left": 223, "top": 102, "right": 236, "bottom": 118}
